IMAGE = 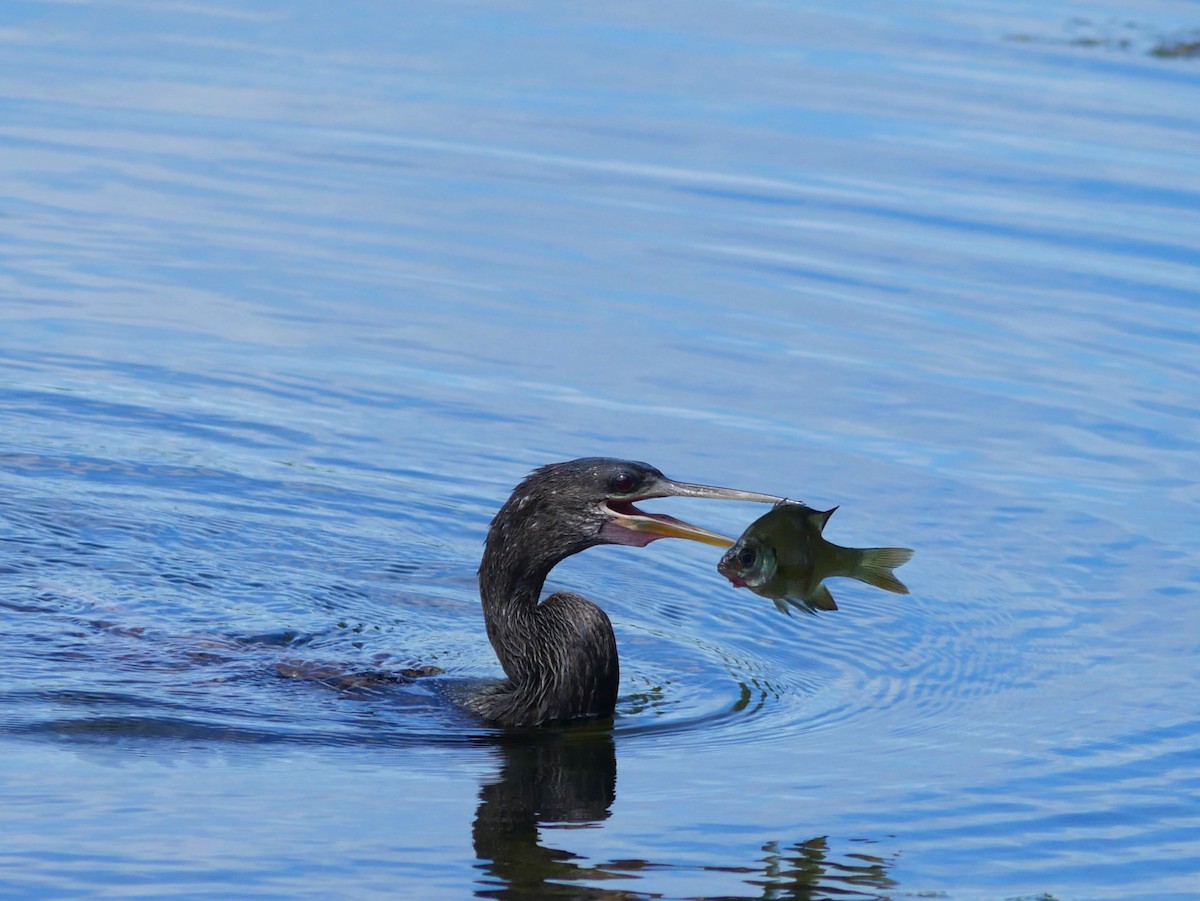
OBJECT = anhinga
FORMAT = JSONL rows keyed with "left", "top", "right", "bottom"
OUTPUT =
{"left": 467, "top": 458, "right": 782, "bottom": 727}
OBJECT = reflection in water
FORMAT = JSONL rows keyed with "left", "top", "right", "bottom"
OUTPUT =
{"left": 473, "top": 727, "right": 618, "bottom": 900}
{"left": 472, "top": 726, "right": 898, "bottom": 900}
{"left": 749, "top": 837, "right": 897, "bottom": 901}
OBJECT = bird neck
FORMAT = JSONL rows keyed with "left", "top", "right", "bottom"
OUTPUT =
{"left": 478, "top": 543, "right": 545, "bottom": 619}
{"left": 477, "top": 517, "right": 556, "bottom": 680}
{"left": 474, "top": 498, "right": 620, "bottom": 725}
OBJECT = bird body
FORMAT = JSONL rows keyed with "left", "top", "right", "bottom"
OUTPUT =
{"left": 468, "top": 590, "right": 618, "bottom": 726}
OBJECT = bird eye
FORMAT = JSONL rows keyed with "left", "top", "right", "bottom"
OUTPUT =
{"left": 738, "top": 547, "right": 757, "bottom": 567}
{"left": 609, "top": 471, "right": 637, "bottom": 494}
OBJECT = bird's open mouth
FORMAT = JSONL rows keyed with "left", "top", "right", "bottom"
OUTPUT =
{"left": 601, "top": 499, "right": 735, "bottom": 549}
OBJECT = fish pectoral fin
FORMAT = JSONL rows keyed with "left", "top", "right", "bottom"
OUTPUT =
{"left": 806, "top": 583, "right": 838, "bottom": 611}
{"left": 780, "top": 585, "right": 836, "bottom": 615}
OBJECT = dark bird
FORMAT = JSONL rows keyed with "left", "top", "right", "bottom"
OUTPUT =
{"left": 467, "top": 457, "right": 782, "bottom": 727}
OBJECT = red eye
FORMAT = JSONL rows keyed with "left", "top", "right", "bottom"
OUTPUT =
{"left": 610, "top": 472, "right": 636, "bottom": 494}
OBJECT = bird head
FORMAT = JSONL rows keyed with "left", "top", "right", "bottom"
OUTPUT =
{"left": 498, "top": 458, "right": 784, "bottom": 555}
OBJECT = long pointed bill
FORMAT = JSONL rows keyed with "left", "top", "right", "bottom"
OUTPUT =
{"left": 602, "top": 479, "right": 787, "bottom": 549}
{"left": 658, "top": 480, "right": 786, "bottom": 505}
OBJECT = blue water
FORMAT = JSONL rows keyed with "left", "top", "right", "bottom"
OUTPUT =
{"left": 3, "top": 1, "right": 1199, "bottom": 898}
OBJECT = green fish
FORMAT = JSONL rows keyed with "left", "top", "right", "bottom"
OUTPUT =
{"left": 717, "top": 501, "right": 913, "bottom": 614}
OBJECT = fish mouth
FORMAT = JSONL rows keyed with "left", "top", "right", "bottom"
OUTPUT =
{"left": 718, "top": 567, "right": 749, "bottom": 589}
{"left": 600, "top": 478, "right": 784, "bottom": 549}
{"left": 716, "top": 553, "right": 749, "bottom": 587}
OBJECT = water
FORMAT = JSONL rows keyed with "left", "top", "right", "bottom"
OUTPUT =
{"left": 2, "top": 0, "right": 1199, "bottom": 898}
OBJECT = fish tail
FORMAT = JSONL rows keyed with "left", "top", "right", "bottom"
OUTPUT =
{"left": 852, "top": 547, "right": 914, "bottom": 594}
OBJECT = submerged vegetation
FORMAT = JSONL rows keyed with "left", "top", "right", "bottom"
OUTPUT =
{"left": 1007, "top": 18, "right": 1200, "bottom": 59}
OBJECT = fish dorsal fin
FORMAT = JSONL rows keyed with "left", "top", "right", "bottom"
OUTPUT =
{"left": 808, "top": 506, "right": 838, "bottom": 532}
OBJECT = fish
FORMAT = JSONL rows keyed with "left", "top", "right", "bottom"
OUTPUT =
{"left": 717, "top": 501, "right": 913, "bottom": 615}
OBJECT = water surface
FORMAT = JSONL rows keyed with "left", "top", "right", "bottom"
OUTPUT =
{"left": 2, "top": 1, "right": 1199, "bottom": 898}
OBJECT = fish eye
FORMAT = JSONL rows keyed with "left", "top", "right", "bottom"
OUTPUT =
{"left": 738, "top": 547, "right": 757, "bottom": 567}
{"left": 609, "top": 471, "right": 637, "bottom": 494}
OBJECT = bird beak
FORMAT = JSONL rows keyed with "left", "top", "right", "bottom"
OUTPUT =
{"left": 603, "top": 479, "right": 785, "bottom": 549}
{"left": 659, "top": 479, "right": 786, "bottom": 506}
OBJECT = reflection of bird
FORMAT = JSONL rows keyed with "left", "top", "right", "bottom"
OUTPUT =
{"left": 473, "top": 729, "right": 617, "bottom": 895}
{"left": 467, "top": 458, "right": 781, "bottom": 727}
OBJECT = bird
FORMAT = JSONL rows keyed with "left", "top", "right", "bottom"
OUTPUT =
{"left": 466, "top": 457, "right": 783, "bottom": 727}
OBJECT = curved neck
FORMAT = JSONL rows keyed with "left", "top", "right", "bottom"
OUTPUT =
{"left": 477, "top": 507, "right": 563, "bottom": 681}
{"left": 474, "top": 495, "right": 620, "bottom": 725}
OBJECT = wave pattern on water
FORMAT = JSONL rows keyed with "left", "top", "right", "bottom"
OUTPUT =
{"left": 3, "top": 0, "right": 1200, "bottom": 898}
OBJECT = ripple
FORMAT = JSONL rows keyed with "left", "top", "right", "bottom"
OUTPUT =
{"left": 0, "top": 458, "right": 1083, "bottom": 765}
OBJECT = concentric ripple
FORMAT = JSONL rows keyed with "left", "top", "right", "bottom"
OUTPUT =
{"left": 1, "top": 465, "right": 1054, "bottom": 759}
